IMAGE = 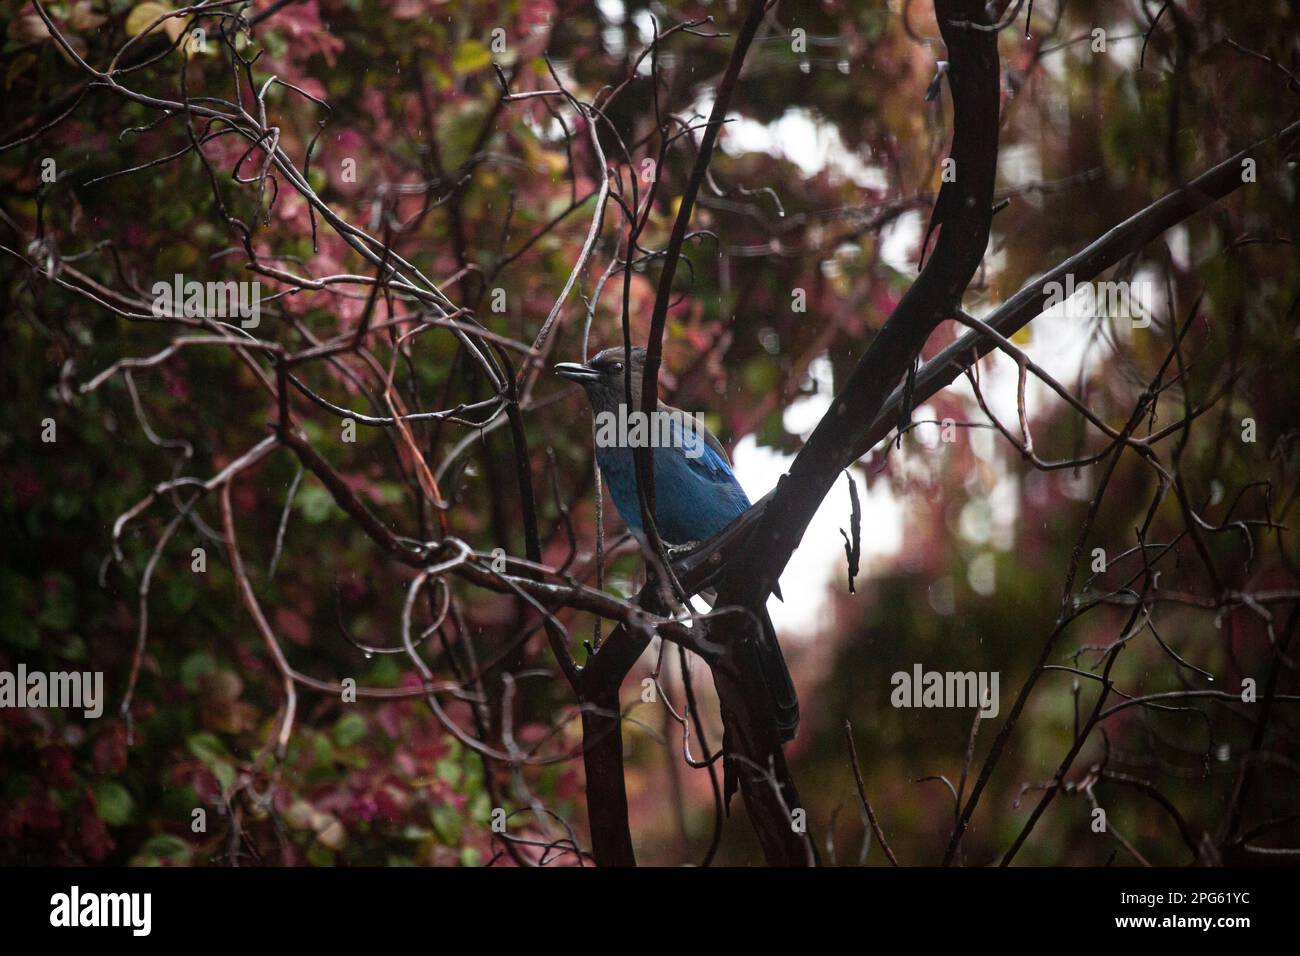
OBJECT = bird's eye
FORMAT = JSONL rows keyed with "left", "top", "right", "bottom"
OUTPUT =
{"left": 610, "top": 362, "right": 623, "bottom": 372}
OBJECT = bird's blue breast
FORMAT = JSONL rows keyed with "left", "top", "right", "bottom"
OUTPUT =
{"left": 594, "top": 427, "right": 750, "bottom": 545}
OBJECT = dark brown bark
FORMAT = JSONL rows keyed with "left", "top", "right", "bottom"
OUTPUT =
{"left": 577, "top": 0, "right": 772, "bottom": 866}
{"left": 706, "top": 0, "right": 1003, "bottom": 866}
{"left": 579, "top": 681, "right": 637, "bottom": 867}
{"left": 575, "top": 587, "right": 660, "bottom": 866}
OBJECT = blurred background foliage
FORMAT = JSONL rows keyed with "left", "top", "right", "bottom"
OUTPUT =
{"left": 0, "top": 0, "right": 1297, "bottom": 865}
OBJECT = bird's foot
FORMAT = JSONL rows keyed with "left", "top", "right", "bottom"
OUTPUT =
{"left": 665, "top": 540, "right": 703, "bottom": 561}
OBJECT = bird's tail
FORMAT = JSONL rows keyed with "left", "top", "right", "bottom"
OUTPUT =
{"left": 753, "top": 605, "right": 800, "bottom": 742}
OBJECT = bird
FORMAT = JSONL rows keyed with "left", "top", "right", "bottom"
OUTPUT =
{"left": 555, "top": 346, "right": 799, "bottom": 741}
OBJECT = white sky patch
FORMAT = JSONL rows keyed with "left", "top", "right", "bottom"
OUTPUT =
{"left": 699, "top": 102, "right": 1142, "bottom": 636}
{"left": 952, "top": 283, "right": 1107, "bottom": 434}
{"left": 729, "top": 266, "right": 1125, "bottom": 636}
{"left": 880, "top": 209, "right": 923, "bottom": 272}
{"left": 1167, "top": 224, "right": 1190, "bottom": 271}
{"left": 999, "top": 141, "right": 1043, "bottom": 191}
{"left": 632, "top": 9, "right": 655, "bottom": 47}
{"left": 596, "top": 0, "right": 625, "bottom": 56}
{"left": 717, "top": 105, "right": 888, "bottom": 191}
{"left": 1106, "top": 28, "right": 1144, "bottom": 72}
{"left": 731, "top": 356, "right": 904, "bottom": 638}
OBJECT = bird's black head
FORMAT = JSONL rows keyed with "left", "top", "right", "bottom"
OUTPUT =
{"left": 555, "top": 346, "right": 646, "bottom": 414}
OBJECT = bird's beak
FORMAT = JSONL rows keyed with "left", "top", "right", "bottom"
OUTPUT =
{"left": 554, "top": 362, "right": 601, "bottom": 383}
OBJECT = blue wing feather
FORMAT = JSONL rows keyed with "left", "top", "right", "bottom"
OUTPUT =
{"left": 595, "top": 415, "right": 750, "bottom": 545}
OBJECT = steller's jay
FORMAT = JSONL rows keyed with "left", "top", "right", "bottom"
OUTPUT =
{"left": 556, "top": 346, "right": 799, "bottom": 741}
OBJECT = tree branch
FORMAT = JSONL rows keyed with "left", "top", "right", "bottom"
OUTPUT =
{"left": 702, "top": 0, "right": 1002, "bottom": 866}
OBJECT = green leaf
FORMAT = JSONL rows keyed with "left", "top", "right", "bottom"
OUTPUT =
{"left": 94, "top": 781, "right": 134, "bottom": 826}
{"left": 435, "top": 99, "right": 489, "bottom": 171}
{"left": 180, "top": 652, "right": 217, "bottom": 692}
{"left": 5, "top": 52, "right": 37, "bottom": 91}
{"left": 125, "top": 3, "right": 173, "bottom": 39}
{"left": 435, "top": 757, "right": 462, "bottom": 789}
{"left": 297, "top": 484, "right": 338, "bottom": 524}
{"left": 365, "top": 654, "right": 402, "bottom": 688}
{"left": 2, "top": 612, "right": 40, "bottom": 650}
{"left": 333, "top": 711, "right": 366, "bottom": 747}
{"left": 167, "top": 574, "right": 197, "bottom": 613}
{"left": 451, "top": 40, "right": 492, "bottom": 75}
{"left": 311, "top": 733, "right": 335, "bottom": 768}
{"left": 187, "top": 731, "right": 230, "bottom": 765}
{"left": 131, "top": 834, "right": 192, "bottom": 867}
{"left": 468, "top": 790, "right": 491, "bottom": 824}
{"left": 37, "top": 596, "right": 74, "bottom": 631}
{"left": 430, "top": 804, "right": 462, "bottom": 844}
{"left": 306, "top": 843, "right": 336, "bottom": 867}
{"left": 50, "top": 491, "right": 81, "bottom": 520}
